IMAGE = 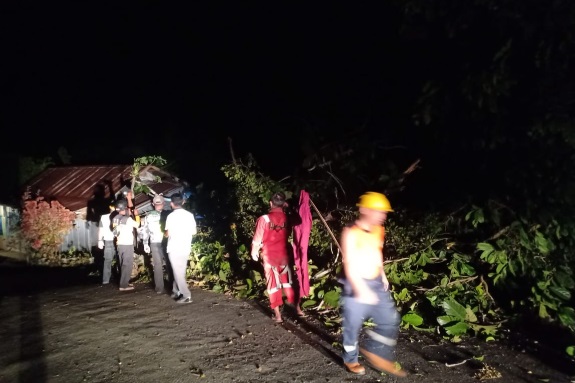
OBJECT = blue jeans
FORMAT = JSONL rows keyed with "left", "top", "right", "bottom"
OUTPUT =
{"left": 341, "top": 278, "right": 400, "bottom": 364}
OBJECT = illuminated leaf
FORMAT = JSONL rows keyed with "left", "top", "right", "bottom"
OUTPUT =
{"left": 445, "top": 322, "right": 468, "bottom": 336}
{"left": 402, "top": 312, "right": 423, "bottom": 327}
{"left": 441, "top": 298, "right": 467, "bottom": 320}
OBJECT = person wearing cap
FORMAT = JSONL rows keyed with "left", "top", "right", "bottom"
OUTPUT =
{"left": 164, "top": 193, "right": 197, "bottom": 304}
{"left": 339, "top": 192, "right": 406, "bottom": 378}
{"left": 97, "top": 202, "right": 117, "bottom": 285}
{"left": 140, "top": 194, "right": 169, "bottom": 294}
{"left": 251, "top": 192, "right": 303, "bottom": 323}
{"left": 112, "top": 191, "right": 141, "bottom": 291}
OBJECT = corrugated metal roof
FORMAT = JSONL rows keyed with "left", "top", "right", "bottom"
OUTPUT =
{"left": 25, "top": 165, "right": 186, "bottom": 218}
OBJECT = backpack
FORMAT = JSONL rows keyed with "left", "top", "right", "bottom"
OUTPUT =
{"left": 112, "top": 214, "right": 129, "bottom": 237}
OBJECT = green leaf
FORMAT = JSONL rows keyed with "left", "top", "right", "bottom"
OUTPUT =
{"left": 445, "top": 322, "right": 469, "bottom": 336}
{"left": 212, "top": 284, "right": 222, "bottom": 292}
{"left": 402, "top": 312, "right": 424, "bottom": 327}
{"left": 558, "top": 306, "right": 575, "bottom": 327}
{"left": 535, "top": 232, "right": 550, "bottom": 254}
{"left": 555, "top": 268, "right": 575, "bottom": 289}
{"left": 323, "top": 290, "right": 340, "bottom": 308}
{"left": 539, "top": 303, "right": 549, "bottom": 319}
{"left": 396, "top": 288, "right": 411, "bottom": 302}
{"left": 301, "top": 299, "right": 316, "bottom": 308}
{"left": 465, "top": 307, "right": 478, "bottom": 323}
{"left": 437, "top": 315, "right": 457, "bottom": 326}
{"left": 495, "top": 262, "right": 507, "bottom": 274}
{"left": 477, "top": 242, "right": 494, "bottom": 252}
{"left": 441, "top": 298, "right": 467, "bottom": 321}
{"left": 460, "top": 263, "right": 475, "bottom": 276}
{"left": 566, "top": 346, "right": 575, "bottom": 357}
{"left": 549, "top": 286, "right": 571, "bottom": 301}
{"left": 508, "top": 260, "right": 516, "bottom": 276}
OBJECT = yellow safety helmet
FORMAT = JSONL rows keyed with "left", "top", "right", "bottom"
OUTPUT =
{"left": 356, "top": 192, "right": 394, "bottom": 212}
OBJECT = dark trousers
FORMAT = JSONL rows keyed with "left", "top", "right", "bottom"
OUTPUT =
{"left": 117, "top": 244, "right": 134, "bottom": 288}
{"left": 150, "top": 242, "right": 166, "bottom": 292}
{"left": 102, "top": 240, "right": 115, "bottom": 284}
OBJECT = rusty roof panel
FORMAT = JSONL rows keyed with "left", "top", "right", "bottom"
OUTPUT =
{"left": 25, "top": 165, "right": 186, "bottom": 214}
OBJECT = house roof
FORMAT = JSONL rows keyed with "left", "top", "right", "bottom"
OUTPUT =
{"left": 25, "top": 165, "right": 187, "bottom": 218}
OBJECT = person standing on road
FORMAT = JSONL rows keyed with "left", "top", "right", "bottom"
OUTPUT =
{"left": 164, "top": 193, "right": 196, "bottom": 304}
{"left": 339, "top": 192, "right": 406, "bottom": 378}
{"left": 97, "top": 202, "right": 116, "bottom": 285}
{"left": 251, "top": 192, "right": 304, "bottom": 323}
{"left": 140, "top": 194, "right": 169, "bottom": 294}
{"left": 112, "top": 192, "right": 141, "bottom": 291}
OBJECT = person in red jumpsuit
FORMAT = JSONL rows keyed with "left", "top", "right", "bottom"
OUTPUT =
{"left": 251, "top": 192, "right": 303, "bottom": 323}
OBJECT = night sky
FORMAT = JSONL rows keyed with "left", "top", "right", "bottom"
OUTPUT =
{"left": 2, "top": 3, "right": 426, "bottom": 184}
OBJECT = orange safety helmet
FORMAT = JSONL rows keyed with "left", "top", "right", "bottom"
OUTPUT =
{"left": 356, "top": 192, "right": 394, "bottom": 212}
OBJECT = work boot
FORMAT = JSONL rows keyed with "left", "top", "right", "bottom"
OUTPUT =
{"left": 344, "top": 362, "right": 365, "bottom": 375}
{"left": 359, "top": 348, "right": 407, "bottom": 378}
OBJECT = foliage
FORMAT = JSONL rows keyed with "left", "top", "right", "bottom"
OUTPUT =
{"left": 190, "top": 228, "right": 232, "bottom": 292}
{"left": 129, "top": 155, "right": 168, "bottom": 194}
{"left": 27, "top": 0, "right": 575, "bottom": 356}
{"left": 187, "top": 223, "right": 262, "bottom": 297}
{"left": 19, "top": 156, "right": 54, "bottom": 185}
{"left": 42, "top": 247, "right": 93, "bottom": 267}
{"left": 20, "top": 195, "right": 75, "bottom": 261}
{"left": 467, "top": 203, "right": 575, "bottom": 333}
{"left": 221, "top": 154, "right": 285, "bottom": 241}
{"left": 134, "top": 0, "right": 575, "bottom": 356}
{"left": 384, "top": 211, "right": 501, "bottom": 340}
{"left": 205, "top": 150, "right": 575, "bottom": 353}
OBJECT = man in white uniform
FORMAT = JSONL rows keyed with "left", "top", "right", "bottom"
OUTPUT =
{"left": 164, "top": 193, "right": 196, "bottom": 303}
{"left": 112, "top": 197, "right": 140, "bottom": 291}
{"left": 97, "top": 203, "right": 116, "bottom": 285}
{"left": 141, "top": 194, "right": 168, "bottom": 294}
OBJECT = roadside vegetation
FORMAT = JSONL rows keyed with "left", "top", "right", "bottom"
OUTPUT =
{"left": 10, "top": 0, "right": 575, "bottom": 362}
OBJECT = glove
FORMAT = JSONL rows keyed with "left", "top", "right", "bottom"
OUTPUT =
{"left": 97, "top": 240, "right": 104, "bottom": 250}
{"left": 251, "top": 252, "right": 259, "bottom": 262}
{"left": 144, "top": 244, "right": 150, "bottom": 253}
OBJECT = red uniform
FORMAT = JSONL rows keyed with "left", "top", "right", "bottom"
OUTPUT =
{"left": 252, "top": 207, "right": 296, "bottom": 309}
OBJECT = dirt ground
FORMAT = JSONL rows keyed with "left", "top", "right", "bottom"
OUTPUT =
{"left": 0, "top": 261, "right": 574, "bottom": 383}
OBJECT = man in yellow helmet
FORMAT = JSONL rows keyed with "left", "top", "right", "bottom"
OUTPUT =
{"left": 340, "top": 192, "right": 407, "bottom": 378}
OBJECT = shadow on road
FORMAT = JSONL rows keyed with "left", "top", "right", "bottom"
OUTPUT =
{"left": 248, "top": 298, "right": 343, "bottom": 368}
{"left": 0, "top": 259, "right": 100, "bottom": 383}
{"left": 0, "top": 260, "right": 99, "bottom": 296}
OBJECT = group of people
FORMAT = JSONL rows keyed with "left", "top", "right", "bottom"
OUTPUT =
{"left": 98, "top": 188, "right": 406, "bottom": 377}
{"left": 97, "top": 191, "right": 197, "bottom": 304}
{"left": 251, "top": 190, "right": 406, "bottom": 378}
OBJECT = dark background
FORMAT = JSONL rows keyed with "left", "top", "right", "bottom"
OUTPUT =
{"left": 2, "top": 2, "right": 573, "bottom": 209}
{"left": 1, "top": 3, "right": 419, "bottom": 181}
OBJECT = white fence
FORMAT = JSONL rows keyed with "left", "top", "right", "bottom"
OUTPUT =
{"left": 0, "top": 204, "right": 20, "bottom": 237}
{"left": 60, "top": 219, "right": 99, "bottom": 252}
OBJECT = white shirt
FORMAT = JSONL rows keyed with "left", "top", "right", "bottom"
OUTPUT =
{"left": 165, "top": 208, "right": 196, "bottom": 254}
{"left": 98, "top": 213, "right": 114, "bottom": 241}
{"left": 141, "top": 210, "right": 164, "bottom": 244}
{"left": 113, "top": 215, "right": 140, "bottom": 246}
